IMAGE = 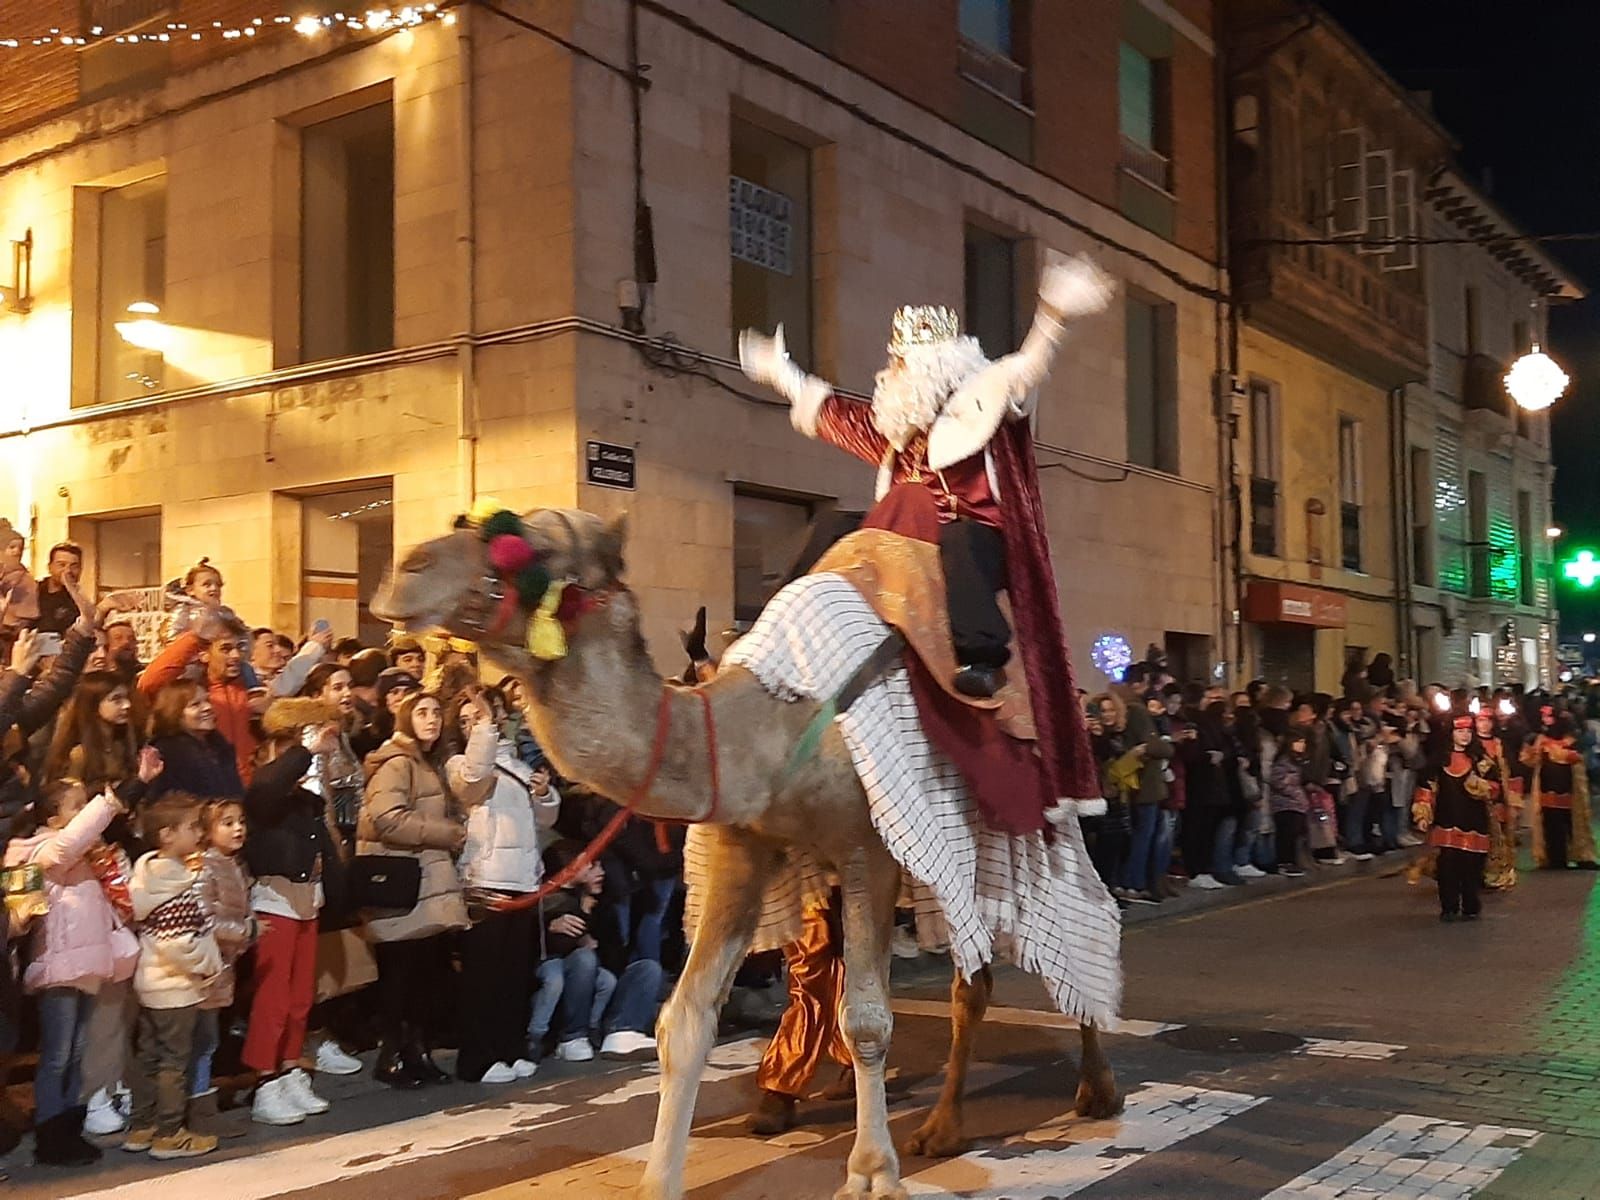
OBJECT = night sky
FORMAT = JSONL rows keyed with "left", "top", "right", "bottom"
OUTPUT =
{"left": 1318, "top": 1, "right": 1600, "bottom": 637}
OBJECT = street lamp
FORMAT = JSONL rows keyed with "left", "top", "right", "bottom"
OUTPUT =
{"left": 113, "top": 301, "right": 171, "bottom": 352}
{"left": 1547, "top": 525, "right": 1565, "bottom": 540}
{"left": 1585, "top": 633, "right": 1597, "bottom": 644}
{"left": 1505, "top": 342, "right": 1570, "bottom": 412}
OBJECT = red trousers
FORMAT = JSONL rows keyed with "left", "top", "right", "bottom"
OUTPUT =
{"left": 242, "top": 914, "right": 319, "bottom": 1073}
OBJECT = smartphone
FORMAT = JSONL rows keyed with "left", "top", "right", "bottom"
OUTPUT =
{"left": 34, "top": 632, "right": 63, "bottom": 657}
{"left": 312, "top": 619, "right": 332, "bottom": 636}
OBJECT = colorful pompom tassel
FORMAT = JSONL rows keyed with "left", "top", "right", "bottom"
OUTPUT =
{"left": 527, "top": 582, "right": 569, "bottom": 660}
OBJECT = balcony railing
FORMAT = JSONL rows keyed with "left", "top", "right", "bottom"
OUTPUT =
{"left": 1462, "top": 352, "right": 1514, "bottom": 422}
{"left": 1119, "top": 135, "right": 1173, "bottom": 194}
{"left": 957, "top": 36, "right": 1028, "bottom": 105}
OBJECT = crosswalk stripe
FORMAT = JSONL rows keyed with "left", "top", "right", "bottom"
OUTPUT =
{"left": 1260, "top": 1113, "right": 1541, "bottom": 1198}
{"left": 59, "top": 1101, "right": 576, "bottom": 1200}
{"left": 901, "top": 1082, "right": 1265, "bottom": 1199}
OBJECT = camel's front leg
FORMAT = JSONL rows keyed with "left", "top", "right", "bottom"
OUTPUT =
{"left": 833, "top": 845, "right": 906, "bottom": 1200}
{"left": 904, "top": 963, "right": 992, "bottom": 1157}
{"left": 638, "top": 828, "right": 778, "bottom": 1200}
{"left": 1074, "top": 1021, "right": 1123, "bottom": 1119}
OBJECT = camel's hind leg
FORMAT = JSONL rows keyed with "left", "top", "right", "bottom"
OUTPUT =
{"left": 832, "top": 844, "right": 907, "bottom": 1200}
{"left": 1074, "top": 1022, "right": 1123, "bottom": 1119}
{"left": 637, "top": 828, "right": 779, "bottom": 1200}
{"left": 903, "top": 963, "right": 992, "bottom": 1157}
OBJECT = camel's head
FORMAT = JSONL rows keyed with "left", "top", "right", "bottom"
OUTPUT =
{"left": 371, "top": 507, "right": 629, "bottom": 676}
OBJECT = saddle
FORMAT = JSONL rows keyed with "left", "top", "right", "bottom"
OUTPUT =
{"left": 808, "top": 528, "right": 1037, "bottom": 744}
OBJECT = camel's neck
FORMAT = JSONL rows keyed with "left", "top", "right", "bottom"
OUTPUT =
{"left": 521, "top": 598, "right": 722, "bottom": 823}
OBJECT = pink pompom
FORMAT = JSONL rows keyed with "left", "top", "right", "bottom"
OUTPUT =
{"left": 488, "top": 533, "right": 534, "bottom": 574}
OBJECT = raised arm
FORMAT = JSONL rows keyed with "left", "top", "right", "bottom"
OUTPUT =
{"left": 981, "top": 252, "right": 1117, "bottom": 424}
{"left": 738, "top": 325, "right": 890, "bottom": 465}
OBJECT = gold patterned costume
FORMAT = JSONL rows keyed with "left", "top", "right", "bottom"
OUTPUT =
{"left": 1479, "top": 733, "right": 1520, "bottom": 890}
{"left": 1523, "top": 732, "right": 1600, "bottom": 869}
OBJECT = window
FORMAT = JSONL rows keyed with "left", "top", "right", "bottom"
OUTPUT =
{"left": 1467, "top": 469, "right": 1489, "bottom": 598}
{"left": 1470, "top": 632, "right": 1494, "bottom": 685}
{"left": 300, "top": 485, "right": 394, "bottom": 646}
{"left": 1329, "top": 129, "right": 1366, "bottom": 236}
{"left": 730, "top": 116, "right": 813, "bottom": 367}
{"left": 1118, "top": 43, "right": 1171, "bottom": 191}
{"left": 94, "top": 174, "right": 167, "bottom": 403}
{"left": 959, "top": 0, "right": 1013, "bottom": 57}
{"left": 1410, "top": 446, "right": 1433, "bottom": 587}
{"left": 1248, "top": 380, "right": 1281, "bottom": 557}
{"left": 1125, "top": 294, "right": 1178, "bottom": 474}
{"left": 1513, "top": 319, "right": 1531, "bottom": 356}
{"left": 1361, "top": 149, "right": 1391, "bottom": 252}
{"left": 1338, "top": 416, "right": 1362, "bottom": 571}
{"left": 734, "top": 490, "right": 816, "bottom": 625}
{"left": 1463, "top": 285, "right": 1480, "bottom": 357}
{"left": 85, "top": 512, "right": 162, "bottom": 595}
{"left": 1517, "top": 489, "right": 1535, "bottom": 606}
{"left": 300, "top": 102, "right": 394, "bottom": 364}
{"left": 1384, "top": 169, "right": 1417, "bottom": 271}
{"left": 963, "top": 225, "right": 1019, "bottom": 359}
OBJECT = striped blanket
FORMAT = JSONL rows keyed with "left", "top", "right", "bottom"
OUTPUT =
{"left": 683, "top": 573, "right": 1121, "bottom": 1028}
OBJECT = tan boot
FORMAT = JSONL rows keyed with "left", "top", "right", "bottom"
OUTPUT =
{"left": 747, "top": 1089, "right": 797, "bottom": 1135}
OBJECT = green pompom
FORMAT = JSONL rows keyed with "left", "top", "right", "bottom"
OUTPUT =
{"left": 515, "top": 562, "right": 551, "bottom": 608}
{"left": 481, "top": 510, "right": 525, "bottom": 540}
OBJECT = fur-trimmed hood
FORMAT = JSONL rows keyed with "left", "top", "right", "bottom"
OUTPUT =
{"left": 261, "top": 697, "right": 341, "bottom": 738}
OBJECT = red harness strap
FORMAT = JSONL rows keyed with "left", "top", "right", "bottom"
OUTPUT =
{"left": 487, "top": 687, "right": 718, "bottom": 912}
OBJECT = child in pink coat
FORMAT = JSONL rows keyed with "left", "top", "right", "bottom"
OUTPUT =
{"left": 4, "top": 779, "right": 139, "bottom": 1166}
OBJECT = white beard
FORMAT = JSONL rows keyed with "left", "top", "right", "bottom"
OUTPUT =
{"left": 871, "top": 336, "right": 989, "bottom": 452}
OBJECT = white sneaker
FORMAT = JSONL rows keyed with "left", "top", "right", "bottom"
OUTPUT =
{"left": 890, "top": 927, "right": 920, "bottom": 959}
{"left": 251, "top": 1076, "right": 307, "bottom": 1126}
{"left": 600, "top": 1030, "right": 658, "bottom": 1059}
{"left": 282, "top": 1068, "right": 330, "bottom": 1115}
{"left": 511, "top": 1058, "right": 538, "bottom": 1079}
{"left": 114, "top": 1085, "right": 132, "bottom": 1118}
{"left": 84, "top": 1088, "right": 128, "bottom": 1136}
{"left": 1189, "top": 874, "right": 1226, "bottom": 890}
{"left": 1398, "top": 831, "right": 1424, "bottom": 847}
{"left": 315, "top": 1041, "right": 364, "bottom": 1076}
{"left": 479, "top": 1062, "right": 517, "bottom": 1084}
{"left": 555, "top": 1037, "right": 595, "bottom": 1063}
{"left": 1351, "top": 851, "right": 1374, "bottom": 862}
{"left": 1236, "top": 864, "right": 1266, "bottom": 879}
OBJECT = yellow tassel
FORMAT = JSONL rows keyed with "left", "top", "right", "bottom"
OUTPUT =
{"left": 527, "top": 582, "right": 569, "bottom": 660}
{"left": 468, "top": 497, "right": 505, "bottom": 527}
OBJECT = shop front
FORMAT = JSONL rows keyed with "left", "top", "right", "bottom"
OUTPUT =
{"left": 1243, "top": 580, "right": 1349, "bottom": 693}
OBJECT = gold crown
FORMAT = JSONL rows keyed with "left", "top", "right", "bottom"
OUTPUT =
{"left": 888, "top": 305, "right": 960, "bottom": 356}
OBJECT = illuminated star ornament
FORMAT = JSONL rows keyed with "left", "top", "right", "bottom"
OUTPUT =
{"left": 1563, "top": 550, "right": 1600, "bottom": 589}
{"left": 1504, "top": 344, "right": 1570, "bottom": 412}
{"left": 1090, "top": 634, "right": 1134, "bottom": 682}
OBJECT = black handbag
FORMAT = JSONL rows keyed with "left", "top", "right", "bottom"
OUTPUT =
{"left": 345, "top": 855, "right": 422, "bottom": 911}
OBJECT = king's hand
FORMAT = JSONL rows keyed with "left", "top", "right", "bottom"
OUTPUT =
{"left": 738, "top": 324, "right": 790, "bottom": 388}
{"left": 1038, "top": 251, "right": 1117, "bottom": 322}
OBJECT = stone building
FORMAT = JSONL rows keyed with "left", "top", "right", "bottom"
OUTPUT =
{"left": 1406, "top": 170, "right": 1581, "bottom": 689}
{"left": 1223, "top": 1, "right": 1449, "bottom": 693}
{"left": 0, "top": 0, "right": 1226, "bottom": 678}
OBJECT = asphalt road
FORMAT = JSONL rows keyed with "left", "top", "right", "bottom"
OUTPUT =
{"left": 5, "top": 855, "right": 1598, "bottom": 1199}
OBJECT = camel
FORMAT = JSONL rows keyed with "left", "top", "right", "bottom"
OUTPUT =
{"left": 372, "top": 507, "right": 1121, "bottom": 1200}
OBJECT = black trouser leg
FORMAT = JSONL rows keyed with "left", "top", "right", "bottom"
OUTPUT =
{"left": 1460, "top": 850, "right": 1485, "bottom": 916}
{"left": 1543, "top": 807, "right": 1571, "bottom": 866}
{"left": 1438, "top": 848, "right": 1463, "bottom": 915}
{"left": 458, "top": 909, "right": 535, "bottom": 1078}
{"left": 939, "top": 519, "right": 1011, "bottom": 669}
{"left": 1273, "top": 810, "right": 1303, "bottom": 867}
{"left": 374, "top": 939, "right": 425, "bottom": 1044}
{"left": 1182, "top": 806, "right": 1215, "bottom": 877}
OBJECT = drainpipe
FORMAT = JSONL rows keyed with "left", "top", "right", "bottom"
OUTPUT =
{"left": 455, "top": 6, "right": 479, "bottom": 510}
{"left": 1213, "top": 22, "right": 1240, "bottom": 686}
{"left": 1390, "top": 382, "right": 1413, "bottom": 678}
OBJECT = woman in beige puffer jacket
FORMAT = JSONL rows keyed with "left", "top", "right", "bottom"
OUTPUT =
{"left": 357, "top": 691, "right": 469, "bottom": 1086}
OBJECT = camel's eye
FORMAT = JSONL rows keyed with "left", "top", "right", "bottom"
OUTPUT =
{"left": 401, "top": 548, "right": 433, "bottom": 573}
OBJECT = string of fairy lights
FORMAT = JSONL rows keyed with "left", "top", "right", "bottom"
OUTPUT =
{"left": 0, "top": 5, "right": 457, "bottom": 50}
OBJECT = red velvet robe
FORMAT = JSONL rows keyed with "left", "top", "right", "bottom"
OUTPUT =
{"left": 814, "top": 396, "right": 1100, "bottom": 834}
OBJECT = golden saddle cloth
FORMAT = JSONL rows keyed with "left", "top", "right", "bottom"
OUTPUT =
{"left": 808, "top": 528, "right": 1037, "bottom": 744}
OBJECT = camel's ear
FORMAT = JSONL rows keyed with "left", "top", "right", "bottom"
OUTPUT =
{"left": 597, "top": 512, "right": 628, "bottom": 582}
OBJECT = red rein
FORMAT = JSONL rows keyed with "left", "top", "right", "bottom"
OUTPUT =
{"left": 487, "top": 687, "right": 721, "bottom": 913}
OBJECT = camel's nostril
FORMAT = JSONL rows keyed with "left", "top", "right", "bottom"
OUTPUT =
{"left": 401, "top": 548, "right": 433, "bottom": 573}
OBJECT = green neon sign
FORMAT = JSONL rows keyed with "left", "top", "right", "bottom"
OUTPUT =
{"left": 1563, "top": 549, "right": 1600, "bottom": 589}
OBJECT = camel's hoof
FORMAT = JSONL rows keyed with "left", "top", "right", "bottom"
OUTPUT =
{"left": 904, "top": 1117, "right": 969, "bottom": 1158}
{"left": 832, "top": 1183, "right": 908, "bottom": 1200}
{"left": 747, "top": 1090, "right": 797, "bottom": 1136}
{"left": 1073, "top": 1075, "right": 1125, "bottom": 1120}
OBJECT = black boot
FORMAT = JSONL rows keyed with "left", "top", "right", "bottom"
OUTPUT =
{"left": 374, "top": 1039, "right": 423, "bottom": 1089}
{"left": 34, "top": 1108, "right": 102, "bottom": 1167}
{"left": 402, "top": 1028, "right": 450, "bottom": 1086}
{"left": 954, "top": 664, "right": 1000, "bottom": 699}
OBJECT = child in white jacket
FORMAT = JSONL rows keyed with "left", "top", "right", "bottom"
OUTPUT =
{"left": 123, "top": 793, "right": 222, "bottom": 1161}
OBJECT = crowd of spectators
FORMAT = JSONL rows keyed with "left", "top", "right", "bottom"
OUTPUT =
{"left": 0, "top": 534, "right": 680, "bottom": 1171}
{"left": 1077, "top": 647, "right": 1598, "bottom": 905}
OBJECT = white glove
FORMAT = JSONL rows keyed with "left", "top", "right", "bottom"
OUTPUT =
{"left": 739, "top": 324, "right": 832, "bottom": 429}
{"left": 1038, "top": 251, "right": 1117, "bottom": 322}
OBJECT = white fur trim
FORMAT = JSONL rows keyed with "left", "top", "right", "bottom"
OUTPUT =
{"left": 789, "top": 378, "right": 831, "bottom": 438}
{"left": 1048, "top": 798, "right": 1107, "bottom": 825}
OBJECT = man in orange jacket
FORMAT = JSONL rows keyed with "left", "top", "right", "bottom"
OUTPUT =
{"left": 138, "top": 610, "right": 260, "bottom": 785}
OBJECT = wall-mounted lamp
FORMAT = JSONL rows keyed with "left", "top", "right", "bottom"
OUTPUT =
{"left": 114, "top": 300, "right": 172, "bottom": 352}
{"left": 2, "top": 228, "right": 32, "bottom": 314}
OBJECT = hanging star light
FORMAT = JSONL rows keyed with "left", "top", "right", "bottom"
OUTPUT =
{"left": 1090, "top": 634, "right": 1134, "bottom": 682}
{"left": 0, "top": 6, "right": 448, "bottom": 49}
{"left": 1505, "top": 343, "right": 1570, "bottom": 412}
